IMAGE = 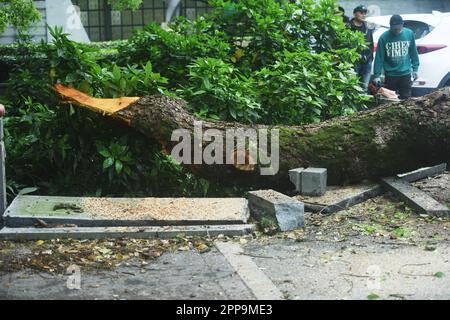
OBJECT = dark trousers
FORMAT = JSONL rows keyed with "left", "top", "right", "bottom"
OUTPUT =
{"left": 385, "top": 74, "right": 412, "bottom": 100}
{"left": 355, "top": 59, "right": 373, "bottom": 92}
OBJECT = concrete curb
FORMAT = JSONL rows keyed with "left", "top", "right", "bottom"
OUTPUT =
{"left": 381, "top": 177, "right": 450, "bottom": 217}
{"left": 0, "top": 224, "right": 256, "bottom": 240}
{"left": 215, "top": 241, "right": 283, "bottom": 300}
{"left": 303, "top": 185, "right": 384, "bottom": 214}
{"left": 4, "top": 216, "right": 249, "bottom": 228}
{"left": 398, "top": 163, "right": 448, "bottom": 183}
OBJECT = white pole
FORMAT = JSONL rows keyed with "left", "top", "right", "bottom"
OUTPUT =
{"left": 165, "top": 0, "right": 182, "bottom": 22}
{"left": 0, "top": 117, "right": 6, "bottom": 216}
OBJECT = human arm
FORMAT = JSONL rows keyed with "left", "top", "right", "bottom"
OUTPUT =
{"left": 373, "top": 35, "right": 385, "bottom": 78}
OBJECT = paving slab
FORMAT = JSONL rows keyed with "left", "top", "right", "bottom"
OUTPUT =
{"left": 381, "top": 177, "right": 450, "bottom": 217}
{"left": 4, "top": 237, "right": 450, "bottom": 300}
{"left": 242, "top": 239, "right": 450, "bottom": 300}
{"left": 294, "top": 184, "right": 383, "bottom": 213}
{"left": 0, "top": 224, "right": 255, "bottom": 240}
{"left": 3, "top": 195, "right": 249, "bottom": 227}
{"left": 0, "top": 249, "right": 255, "bottom": 300}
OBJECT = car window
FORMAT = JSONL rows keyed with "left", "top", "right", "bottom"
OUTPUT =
{"left": 404, "top": 20, "right": 433, "bottom": 39}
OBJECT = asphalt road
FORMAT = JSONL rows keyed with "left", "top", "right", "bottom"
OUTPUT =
{"left": 1, "top": 237, "right": 450, "bottom": 300}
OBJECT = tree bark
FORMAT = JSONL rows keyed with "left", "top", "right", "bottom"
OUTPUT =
{"left": 55, "top": 84, "right": 450, "bottom": 190}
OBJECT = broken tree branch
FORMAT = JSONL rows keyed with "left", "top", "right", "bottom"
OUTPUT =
{"left": 54, "top": 84, "right": 450, "bottom": 189}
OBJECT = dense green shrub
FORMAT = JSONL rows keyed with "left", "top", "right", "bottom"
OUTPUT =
{"left": 257, "top": 49, "right": 369, "bottom": 125}
{"left": 88, "top": 62, "right": 169, "bottom": 98}
{"left": 117, "top": 22, "right": 231, "bottom": 87}
{"left": 172, "top": 0, "right": 366, "bottom": 71}
{"left": 0, "top": 39, "right": 122, "bottom": 68}
{"left": 178, "top": 58, "right": 261, "bottom": 123}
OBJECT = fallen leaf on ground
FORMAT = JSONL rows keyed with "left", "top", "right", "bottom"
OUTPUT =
{"left": 195, "top": 243, "right": 210, "bottom": 253}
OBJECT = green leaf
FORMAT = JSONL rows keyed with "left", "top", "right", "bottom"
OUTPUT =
{"left": 144, "top": 61, "right": 153, "bottom": 74}
{"left": 18, "top": 187, "right": 39, "bottom": 195}
{"left": 119, "top": 77, "right": 127, "bottom": 92}
{"left": 98, "top": 149, "right": 111, "bottom": 158}
{"left": 103, "top": 157, "right": 114, "bottom": 169}
{"left": 367, "top": 293, "right": 380, "bottom": 300}
{"left": 229, "top": 108, "right": 237, "bottom": 119}
{"left": 434, "top": 272, "right": 445, "bottom": 278}
{"left": 202, "top": 77, "right": 211, "bottom": 90}
{"left": 112, "top": 65, "right": 121, "bottom": 80}
{"left": 115, "top": 160, "right": 123, "bottom": 174}
{"left": 65, "top": 73, "right": 77, "bottom": 83}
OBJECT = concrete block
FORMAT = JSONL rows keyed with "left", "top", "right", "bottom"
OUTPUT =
{"left": 398, "top": 163, "right": 448, "bottom": 183}
{"left": 381, "top": 177, "right": 450, "bottom": 217}
{"left": 288, "top": 168, "right": 305, "bottom": 192}
{"left": 248, "top": 190, "right": 304, "bottom": 231}
{"left": 301, "top": 168, "right": 327, "bottom": 196}
{"left": 3, "top": 195, "right": 249, "bottom": 228}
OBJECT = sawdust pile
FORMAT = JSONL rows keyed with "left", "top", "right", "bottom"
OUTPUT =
{"left": 81, "top": 198, "right": 247, "bottom": 221}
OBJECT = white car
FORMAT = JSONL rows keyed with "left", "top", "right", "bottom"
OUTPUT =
{"left": 366, "top": 11, "right": 450, "bottom": 96}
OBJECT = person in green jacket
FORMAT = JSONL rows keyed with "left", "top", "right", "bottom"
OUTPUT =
{"left": 373, "top": 14, "right": 420, "bottom": 99}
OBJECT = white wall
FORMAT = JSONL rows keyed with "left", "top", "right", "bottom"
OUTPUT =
{"left": 45, "top": 0, "right": 90, "bottom": 43}
{"left": 339, "top": 0, "right": 450, "bottom": 17}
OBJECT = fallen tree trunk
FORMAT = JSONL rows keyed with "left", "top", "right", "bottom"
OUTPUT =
{"left": 55, "top": 84, "right": 450, "bottom": 189}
